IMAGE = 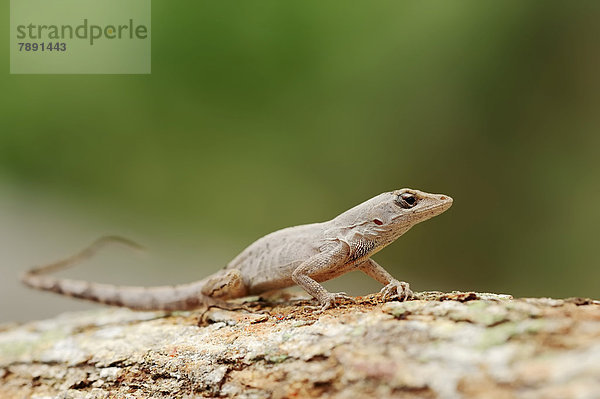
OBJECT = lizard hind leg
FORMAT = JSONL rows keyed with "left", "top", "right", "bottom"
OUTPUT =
{"left": 201, "top": 269, "right": 248, "bottom": 300}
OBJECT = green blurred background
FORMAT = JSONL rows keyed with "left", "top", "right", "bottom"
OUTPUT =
{"left": 2, "top": 1, "right": 599, "bottom": 322}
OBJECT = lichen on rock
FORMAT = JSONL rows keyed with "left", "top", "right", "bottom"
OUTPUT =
{"left": 1, "top": 292, "right": 599, "bottom": 398}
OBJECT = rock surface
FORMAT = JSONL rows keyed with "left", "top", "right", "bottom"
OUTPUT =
{"left": 1, "top": 291, "right": 599, "bottom": 398}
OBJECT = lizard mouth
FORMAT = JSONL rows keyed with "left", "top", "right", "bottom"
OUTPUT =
{"left": 405, "top": 195, "right": 453, "bottom": 219}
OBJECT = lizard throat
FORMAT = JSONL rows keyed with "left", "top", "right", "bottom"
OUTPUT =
{"left": 348, "top": 239, "right": 377, "bottom": 263}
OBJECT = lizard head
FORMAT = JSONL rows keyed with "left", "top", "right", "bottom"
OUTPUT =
{"left": 335, "top": 188, "right": 453, "bottom": 246}
{"left": 388, "top": 188, "right": 453, "bottom": 225}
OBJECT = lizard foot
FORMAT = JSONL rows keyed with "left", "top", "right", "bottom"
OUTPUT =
{"left": 318, "top": 292, "right": 355, "bottom": 312}
{"left": 380, "top": 280, "right": 413, "bottom": 302}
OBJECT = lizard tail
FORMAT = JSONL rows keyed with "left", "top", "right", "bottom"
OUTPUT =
{"left": 21, "top": 236, "right": 222, "bottom": 311}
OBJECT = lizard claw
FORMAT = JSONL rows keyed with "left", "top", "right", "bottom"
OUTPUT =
{"left": 380, "top": 280, "right": 413, "bottom": 302}
{"left": 319, "top": 292, "right": 355, "bottom": 311}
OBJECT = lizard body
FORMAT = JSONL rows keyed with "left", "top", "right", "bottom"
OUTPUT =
{"left": 22, "top": 188, "right": 452, "bottom": 310}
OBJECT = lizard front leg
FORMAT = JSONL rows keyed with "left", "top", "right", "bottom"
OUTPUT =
{"left": 358, "top": 258, "right": 413, "bottom": 301}
{"left": 291, "top": 243, "right": 354, "bottom": 310}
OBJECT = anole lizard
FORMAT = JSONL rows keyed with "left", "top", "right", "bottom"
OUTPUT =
{"left": 22, "top": 188, "right": 452, "bottom": 311}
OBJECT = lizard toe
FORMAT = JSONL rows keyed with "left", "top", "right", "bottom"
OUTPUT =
{"left": 381, "top": 281, "right": 413, "bottom": 302}
{"left": 318, "top": 292, "right": 355, "bottom": 311}
{"left": 332, "top": 292, "right": 355, "bottom": 303}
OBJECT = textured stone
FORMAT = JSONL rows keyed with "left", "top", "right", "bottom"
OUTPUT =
{"left": 1, "top": 291, "right": 599, "bottom": 398}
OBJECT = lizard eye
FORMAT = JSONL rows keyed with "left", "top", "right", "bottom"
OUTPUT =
{"left": 373, "top": 219, "right": 384, "bottom": 225}
{"left": 397, "top": 193, "right": 418, "bottom": 209}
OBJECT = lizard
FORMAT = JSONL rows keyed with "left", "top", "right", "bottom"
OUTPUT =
{"left": 22, "top": 188, "right": 453, "bottom": 311}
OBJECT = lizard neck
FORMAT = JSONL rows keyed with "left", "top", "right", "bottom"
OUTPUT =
{"left": 325, "top": 221, "right": 403, "bottom": 265}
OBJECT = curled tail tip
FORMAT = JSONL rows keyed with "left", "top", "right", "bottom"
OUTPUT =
{"left": 20, "top": 270, "right": 42, "bottom": 288}
{"left": 94, "top": 235, "right": 146, "bottom": 252}
{"left": 21, "top": 266, "right": 41, "bottom": 280}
